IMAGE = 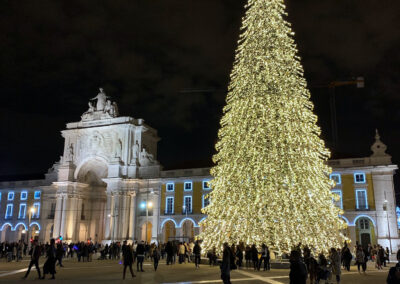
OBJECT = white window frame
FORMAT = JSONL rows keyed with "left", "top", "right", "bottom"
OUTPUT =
{"left": 184, "top": 181, "right": 193, "bottom": 192}
{"left": 32, "top": 202, "right": 40, "bottom": 218}
{"left": 184, "top": 196, "right": 192, "bottom": 213}
{"left": 8, "top": 192, "right": 14, "bottom": 201}
{"left": 330, "top": 174, "right": 341, "bottom": 185}
{"left": 34, "top": 191, "right": 41, "bottom": 199}
{"left": 166, "top": 197, "right": 174, "bottom": 214}
{"left": 19, "top": 203, "right": 27, "bottom": 219}
{"left": 356, "top": 189, "right": 368, "bottom": 210}
{"left": 202, "top": 194, "right": 210, "bottom": 208}
{"left": 331, "top": 189, "right": 343, "bottom": 209}
{"left": 5, "top": 204, "right": 13, "bottom": 218}
{"left": 166, "top": 182, "right": 175, "bottom": 192}
{"left": 20, "top": 191, "right": 28, "bottom": 200}
{"left": 354, "top": 172, "right": 366, "bottom": 184}
{"left": 202, "top": 180, "right": 211, "bottom": 190}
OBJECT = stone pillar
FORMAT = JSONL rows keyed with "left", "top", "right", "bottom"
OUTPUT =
{"left": 53, "top": 195, "right": 64, "bottom": 238}
{"left": 59, "top": 196, "right": 68, "bottom": 239}
{"left": 151, "top": 192, "right": 160, "bottom": 243}
{"left": 65, "top": 196, "right": 79, "bottom": 241}
{"left": 129, "top": 193, "right": 136, "bottom": 241}
{"left": 120, "top": 193, "right": 130, "bottom": 240}
{"left": 104, "top": 193, "right": 112, "bottom": 240}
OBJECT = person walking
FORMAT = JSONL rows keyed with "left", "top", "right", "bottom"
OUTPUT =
{"left": 245, "top": 245, "right": 251, "bottom": 269}
{"left": 166, "top": 241, "right": 173, "bottom": 265}
{"left": 355, "top": 245, "right": 366, "bottom": 274}
{"left": 258, "top": 244, "right": 270, "bottom": 271}
{"left": 122, "top": 241, "right": 136, "bottom": 279}
{"left": 136, "top": 241, "right": 145, "bottom": 272}
{"left": 153, "top": 245, "right": 160, "bottom": 271}
{"left": 289, "top": 250, "right": 308, "bottom": 284}
{"left": 178, "top": 242, "right": 186, "bottom": 264}
{"left": 193, "top": 241, "right": 201, "bottom": 269}
{"left": 221, "top": 243, "right": 232, "bottom": 284}
{"left": 23, "top": 240, "right": 42, "bottom": 279}
{"left": 251, "top": 244, "right": 259, "bottom": 270}
{"left": 341, "top": 245, "right": 352, "bottom": 271}
{"left": 56, "top": 242, "right": 64, "bottom": 267}
{"left": 330, "top": 248, "right": 341, "bottom": 284}
{"left": 42, "top": 239, "right": 56, "bottom": 280}
{"left": 377, "top": 245, "right": 385, "bottom": 270}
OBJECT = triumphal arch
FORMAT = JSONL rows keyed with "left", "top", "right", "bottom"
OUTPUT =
{"left": 53, "top": 88, "right": 161, "bottom": 243}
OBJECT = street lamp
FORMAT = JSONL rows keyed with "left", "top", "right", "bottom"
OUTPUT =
{"left": 383, "top": 198, "right": 392, "bottom": 254}
{"left": 144, "top": 200, "right": 153, "bottom": 243}
{"left": 27, "top": 207, "right": 36, "bottom": 246}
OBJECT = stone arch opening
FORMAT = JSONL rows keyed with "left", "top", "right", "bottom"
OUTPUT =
{"left": 162, "top": 220, "right": 176, "bottom": 243}
{"left": 1, "top": 224, "right": 12, "bottom": 242}
{"left": 181, "top": 220, "right": 194, "bottom": 241}
{"left": 76, "top": 158, "right": 108, "bottom": 186}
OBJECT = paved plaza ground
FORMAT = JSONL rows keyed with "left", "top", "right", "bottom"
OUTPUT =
{"left": 0, "top": 256, "right": 391, "bottom": 283}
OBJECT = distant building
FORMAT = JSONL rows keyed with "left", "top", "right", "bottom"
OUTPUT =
{"left": 0, "top": 91, "right": 398, "bottom": 252}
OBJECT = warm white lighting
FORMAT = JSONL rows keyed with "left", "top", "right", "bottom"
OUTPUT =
{"left": 35, "top": 230, "right": 39, "bottom": 234}
{"left": 148, "top": 201, "right": 153, "bottom": 208}
{"left": 22, "top": 230, "right": 26, "bottom": 234}
{"left": 107, "top": 214, "right": 111, "bottom": 218}
{"left": 30, "top": 207, "right": 35, "bottom": 214}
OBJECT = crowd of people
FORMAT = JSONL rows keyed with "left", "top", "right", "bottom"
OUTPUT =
{"left": 1, "top": 238, "right": 398, "bottom": 283}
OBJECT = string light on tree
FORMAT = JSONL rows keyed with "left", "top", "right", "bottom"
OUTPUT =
{"left": 199, "top": 0, "right": 347, "bottom": 253}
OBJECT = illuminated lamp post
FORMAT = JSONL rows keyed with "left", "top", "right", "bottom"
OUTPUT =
{"left": 141, "top": 200, "right": 153, "bottom": 243}
{"left": 26, "top": 207, "right": 36, "bottom": 246}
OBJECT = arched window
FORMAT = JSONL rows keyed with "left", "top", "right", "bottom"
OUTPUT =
{"left": 358, "top": 218, "right": 369, "bottom": 230}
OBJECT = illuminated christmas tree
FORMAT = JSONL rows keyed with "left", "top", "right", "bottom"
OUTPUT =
{"left": 199, "top": 0, "right": 346, "bottom": 253}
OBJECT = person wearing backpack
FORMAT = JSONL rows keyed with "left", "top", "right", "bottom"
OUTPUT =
{"left": 289, "top": 250, "right": 308, "bottom": 284}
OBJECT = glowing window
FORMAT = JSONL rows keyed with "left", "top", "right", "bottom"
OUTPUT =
{"left": 34, "top": 191, "right": 41, "bottom": 199}
{"left": 5, "top": 204, "right": 13, "bottom": 219}
{"left": 354, "top": 173, "right": 366, "bottom": 184}
{"left": 19, "top": 203, "right": 26, "bottom": 219}
{"left": 331, "top": 190, "right": 343, "bottom": 209}
{"left": 330, "top": 174, "right": 341, "bottom": 185}
{"left": 166, "top": 183, "right": 175, "bottom": 192}
{"left": 202, "top": 180, "right": 211, "bottom": 190}
{"left": 202, "top": 194, "right": 210, "bottom": 208}
{"left": 8, "top": 192, "right": 14, "bottom": 201}
{"left": 183, "top": 196, "right": 192, "bottom": 213}
{"left": 32, "top": 203, "right": 40, "bottom": 218}
{"left": 21, "top": 191, "right": 28, "bottom": 200}
{"left": 356, "top": 189, "right": 368, "bottom": 210}
{"left": 166, "top": 197, "right": 174, "bottom": 214}
{"left": 184, "top": 181, "right": 192, "bottom": 191}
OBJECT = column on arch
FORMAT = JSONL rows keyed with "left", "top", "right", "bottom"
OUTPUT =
{"left": 128, "top": 192, "right": 136, "bottom": 241}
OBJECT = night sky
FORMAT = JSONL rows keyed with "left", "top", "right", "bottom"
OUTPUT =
{"left": 1, "top": 1, "right": 399, "bottom": 186}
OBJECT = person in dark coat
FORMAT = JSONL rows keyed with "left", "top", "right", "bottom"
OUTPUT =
{"left": 221, "top": 243, "right": 232, "bottom": 284}
{"left": 136, "top": 241, "right": 145, "bottom": 272}
{"left": 251, "top": 244, "right": 259, "bottom": 270}
{"left": 122, "top": 241, "right": 136, "bottom": 279}
{"left": 289, "top": 250, "right": 308, "bottom": 284}
{"left": 56, "top": 242, "right": 64, "bottom": 267}
{"left": 42, "top": 239, "right": 56, "bottom": 279}
{"left": 152, "top": 245, "right": 160, "bottom": 271}
{"left": 165, "top": 241, "right": 174, "bottom": 265}
{"left": 193, "top": 241, "right": 201, "bottom": 268}
{"left": 23, "top": 239, "right": 42, "bottom": 279}
{"left": 341, "top": 244, "right": 352, "bottom": 271}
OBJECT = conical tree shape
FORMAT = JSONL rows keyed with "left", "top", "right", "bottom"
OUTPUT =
{"left": 199, "top": 0, "right": 346, "bottom": 253}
